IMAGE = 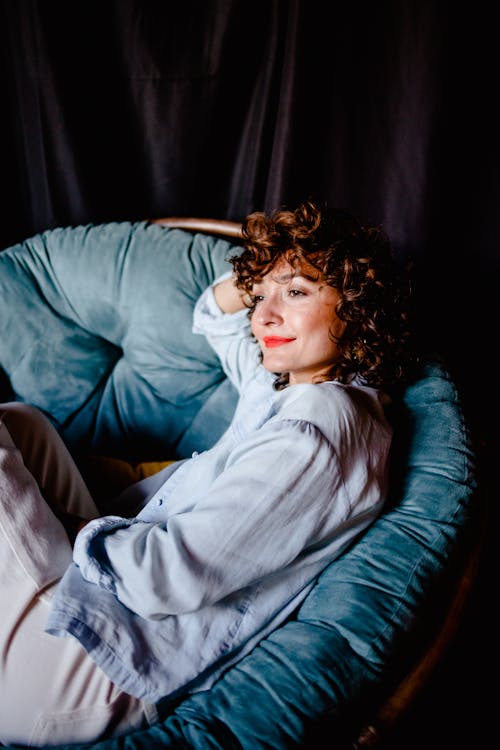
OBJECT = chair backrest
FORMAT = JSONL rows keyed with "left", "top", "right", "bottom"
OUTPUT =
{"left": 0, "top": 219, "right": 241, "bottom": 459}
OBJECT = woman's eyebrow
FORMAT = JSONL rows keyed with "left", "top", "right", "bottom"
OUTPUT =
{"left": 270, "top": 270, "right": 320, "bottom": 283}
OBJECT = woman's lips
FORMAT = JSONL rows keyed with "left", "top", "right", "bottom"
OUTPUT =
{"left": 263, "top": 336, "right": 295, "bottom": 348}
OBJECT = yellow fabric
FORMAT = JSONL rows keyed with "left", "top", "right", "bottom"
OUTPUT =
{"left": 81, "top": 455, "right": 174, "bottom": 505}
{"left": 135, "top": 460, "right": 175, "bottom": 478}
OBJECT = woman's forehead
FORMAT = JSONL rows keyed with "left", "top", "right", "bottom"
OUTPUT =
{"left": 263, "top": 256, "right": 321, "bottom": 283}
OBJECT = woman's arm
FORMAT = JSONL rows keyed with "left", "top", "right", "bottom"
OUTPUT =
{"left": 73, "top": 422, "right": 338, "bottom": 617}
{"left": 192, "top": 273, "right": 260, "bottom": 392}
{"left": 72, "top": 405, "right": 386, "bottom": 620}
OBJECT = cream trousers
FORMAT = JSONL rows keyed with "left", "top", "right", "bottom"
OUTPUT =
{"left": 0, "top": 402, "right": 158, "bottom": 746}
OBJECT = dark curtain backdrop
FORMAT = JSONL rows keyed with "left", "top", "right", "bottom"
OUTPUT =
{"left": 0, "top": 0, "right": 497, "bottom": 742}
{"left": 2, "top": 1, "right": 498, "bottom": 438}
{"left": 1, "top": 4, "right": 497, "bottom": 444}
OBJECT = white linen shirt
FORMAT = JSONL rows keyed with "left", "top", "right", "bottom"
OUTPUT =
{"left": 46, "top": 275, "right": 393, "bottom": 705}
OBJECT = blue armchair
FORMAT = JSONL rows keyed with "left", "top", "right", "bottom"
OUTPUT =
{"left": 0, "top": 218, "right": 481, "bottom": 749}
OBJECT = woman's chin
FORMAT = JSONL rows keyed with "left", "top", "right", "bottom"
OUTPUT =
{"left": 262, "top": 355, "right": 287, "bottom": 373}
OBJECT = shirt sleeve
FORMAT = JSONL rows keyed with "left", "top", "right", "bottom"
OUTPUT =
{"left": 72, "top": 416, "right": 384, "bottom": 620}
{"left": 192, "top": 272, "right": 261, "bottom": 392}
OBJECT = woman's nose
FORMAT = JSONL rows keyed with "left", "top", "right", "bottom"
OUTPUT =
{"left": 255, "top": 296, "right": 284, "bottom": 325}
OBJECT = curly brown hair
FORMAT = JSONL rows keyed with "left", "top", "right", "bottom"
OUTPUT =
{"left": 229, "top": 200, "right": 416, "bottom": 389}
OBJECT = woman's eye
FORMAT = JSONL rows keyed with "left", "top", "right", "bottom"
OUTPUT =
{"left": 288, "top": 288, "right": 306, "bottom": 298}
{"left": 252, "top": 294, "right": 265, "bottom": 304}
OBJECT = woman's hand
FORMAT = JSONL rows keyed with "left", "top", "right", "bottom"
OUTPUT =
{"left": 213, "top": 276, "right": 248, "bottom": 313}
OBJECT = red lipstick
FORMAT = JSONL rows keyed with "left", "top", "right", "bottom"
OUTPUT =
{"left": 263, "top": 336, "right": 295, "bottom": 348}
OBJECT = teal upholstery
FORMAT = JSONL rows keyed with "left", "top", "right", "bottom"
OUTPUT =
{"left": 0, "top": 223, "right": 477, "bottom": 749}
{"left": 0, "top": 222, "right": 238, "bottom": 460}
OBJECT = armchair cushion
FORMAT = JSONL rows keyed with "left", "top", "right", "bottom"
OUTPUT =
{"left": 0, "top": 222, "right": 239, "bottom": 461}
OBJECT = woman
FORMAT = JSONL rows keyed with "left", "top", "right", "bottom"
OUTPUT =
{"left": 0, "top": 200, "right": 414, "bottom": 745}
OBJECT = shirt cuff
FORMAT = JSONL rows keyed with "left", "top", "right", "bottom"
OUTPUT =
{"left": 73, "top": 515, "right": 135, "bottom": 591}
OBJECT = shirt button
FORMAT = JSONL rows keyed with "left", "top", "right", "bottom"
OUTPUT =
{"left": 191, "top": 451, "right": 199, "bottom": 458}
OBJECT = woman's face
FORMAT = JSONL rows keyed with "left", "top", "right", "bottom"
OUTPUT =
{"left": 250, "top": 259, "right": 345, "bottom": 385}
